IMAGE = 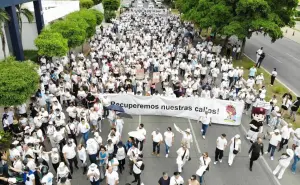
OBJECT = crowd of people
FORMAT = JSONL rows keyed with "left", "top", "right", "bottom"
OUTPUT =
{"left": 1, "top": 5, "right": 300, "bottom": 185}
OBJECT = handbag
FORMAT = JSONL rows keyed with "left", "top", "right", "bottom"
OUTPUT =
{"left": 233, "top": 139, "right": 239, "bottom": 154}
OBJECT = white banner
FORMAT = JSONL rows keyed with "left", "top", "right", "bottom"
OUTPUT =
{"left": 129, "top": 8, "right": 168, "bottom": 14}
{"left": 108, "top": 94, "right": 244, "bottom": 125}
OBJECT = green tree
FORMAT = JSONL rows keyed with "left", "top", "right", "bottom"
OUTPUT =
{"left": 35, "top": 29, "right": 68, "bottom": 58}
{"left": 90, "top": 9, "right": 104, "bottom": 25}
{"left": 179, "top": 0, "right": 298, "bottom": 51}
{"left": 50, "top": 20, "right": 86, "bottom": 49}
{"left": 16, "top": 4, "right": 34, "bottom": 39}
{"left": 0, "top": 9, "right": 10, "bottom": 59}
{"left": 77, "top": 9, "right": 97, "bottom": 38}
{"left": 80, "top": 0, "right": 94, "bottom": 9}
{"left": 92, "top": 0, "right": 102, "bottom": 5}
{"left": 0, "top": 131, "right": 12, "bottom": 151}
{"left": 0, "top": 57, "right": 39, "bottom": 106}
{"left": 104, "top": 10, "right": 116, "bottom": 23}
{"left": 103, "top": 0, "right": 120, "bottom": 11}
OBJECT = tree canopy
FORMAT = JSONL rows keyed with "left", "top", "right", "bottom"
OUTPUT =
{"left": 0, "top": 57, "right": 39, "bottom": 106}
{"left": 103, "top": 0, "right": 120, "bottom": 11}
{"left": 50, "top": 20, "right": 86, "bottom": 49}
{"left": 80, "top": 0, "right": 94, "bottom": 9}
{"left": 35, "top": 29, "right": 68, "bottom": 57}
{"left": 178, "top": 0, "right": 298, "bottom": 43}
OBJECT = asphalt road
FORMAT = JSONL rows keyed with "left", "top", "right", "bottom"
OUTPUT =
{"left": 244, "top": 33, "right": 300, "bottom": 95}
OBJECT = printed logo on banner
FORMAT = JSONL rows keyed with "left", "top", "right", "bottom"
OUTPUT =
{"left": 224, "top": 105, "right": 237, "bottom": 123}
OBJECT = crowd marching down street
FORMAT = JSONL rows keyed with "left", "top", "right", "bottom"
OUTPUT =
{"left": 1, "top": 4, "right": 300, "bottom": 185}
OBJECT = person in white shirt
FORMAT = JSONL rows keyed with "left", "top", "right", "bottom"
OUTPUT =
{"left": 265, "top": 129, "right": 281, "bottom": 160}
{"left": 198, "top": 111, "right": 211, "bottom": 139}
{"left": 115, "top": 116, "right": 124, "bottom": 136}
{"left": 214, "top": 134, "right": 227, "bottom": 164}
{"left": 77, "top": 118, "right": 90, "bottom": 144}
{"left": 170, "top": 172, "right": 184, "bottom": 185}
{"left": 196, "top": 152, "right": 211, "bottom": 184}
{"left": 87, "top": 163, "right": 100, "bottom": 185}
{"left": 136, "top": 123, "right": 146, "bottom": 151}
{"left": 62, "top": 139, "right": 79, "bottom": 174}
{"left": 116, "top": 142, "right": 126, "bottom": 174}
{"left": 77, "top": 144, "right": 87, "bottom": 174}
{"left": 227, "top": 135, "right": 241, "bottom": 166}
{"left": 164, "top": 127, "right": 174, "bottom": 158}
{"left": 273, "top": 148, "right": 294, "bottom": 179}
{"left": 279, "top": 123, "right": 294, "bottom": 151}
{"left": 256, "top": 47, "right": 263, "bottom": 63}
{"left": 152, "top": 128, "right": 163, "bottom": 156}
{"left": 41, "top": 168, "right": 54, "bottom": 185}
{"left": 176, "top": 143, "right": 190, "bottom": 173}
{"left": 89, "top": 108, "right": 99, "bottom": 132}
{"left": 57, "top": 162, "right": 70, "bottom": 181}
{"left": 108, "top": 155, "right": 119, "bottom": 172}
{"left": 105, "top": 166, "right": 119, "bottom": 185}
{"left": 270, "top": 68, "right": 277, "bottom": 86}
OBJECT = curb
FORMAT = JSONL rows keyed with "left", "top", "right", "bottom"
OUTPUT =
{"left": 243, "top": 53, "right": 299, "bottom": 96}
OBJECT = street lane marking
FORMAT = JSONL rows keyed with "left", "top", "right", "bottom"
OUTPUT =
{"left": 266, "top": 53, "right": 283, "bottom": 63}
{"left": 243, "top": 53, "right": 298, "bottom": 96}
{"left": 240, "top": 123, "right": 282, "bottom": 185}
{"left": 286, "top": 53, "right": 300, "bottom": 62}
{"left": 188, "top": 119, "right": 202, "bottom": 154}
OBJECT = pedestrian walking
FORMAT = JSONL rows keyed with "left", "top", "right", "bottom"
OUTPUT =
{"left": 106, "top": 166, "right": 119, "bottom": 185}
{"left": 279, "top": 123, "right": 293, "bottom": 151}
{"left": 50, "top": 148, "right": 60, "bottom": 173}
{"left": 132, "top": 155, "right": 144, "bottom": 185}
{"left": 265, "top": 129, "right": 281, "bottom": 160}
{"left": 116, "top": 142, "right": 126, "bottom": 174}
{"left": 291, "top": 145, "right": 300, "bottom": 174}
{"left": 270, "top": 68, "right": 277, "bottom": 86}
{"left": 86, "top": 138, "right": 99, "bottom": 164}
{"left": 196, "top": 152, "right": 211, "bottom": 184}
{"left": 214, "top": 134, "right": 227, "bottom": 164}
{"left": 176, "top": 143, "right": 190, "bottom": 173}
{"left": 187, "top": 175, "right": 200, "bottom": 185}
{"left": 228, "top": 135, "right": 241, "bottom": 166}
{"left": 152, "top": 128, "right": 163, "bottom": 156}
{"left": 158, "top": 172, "right": 170, "bottom": 185}
{"left": 115, "top": 115, "right": 124, "bottom": 136}
{"left": 174, "top": 124, "right": 193, "bottom": 149}
{"left": 87, "top": 163, "right": 100, "bottom": 185}
{"left": 256, "top": 47, "right": 263, "bottom": 63}
{"left": 198, "top": 111, "right": 212, "bottom": 139}
{"left": 127, "top": 144, "right": 140, "bottom": 175}
{"left": 164, "top": 127, "right": 174, "bottom": 158}
{"left": 248, "top": 138, "right": 264, "bottom": 171}
{"left": 170, "top": 172, "right": 184, "bottom": 185}
{"left": 236, "top": 45, "right": 241, "bottom": 60}
{"left": 62, "top": 139, "right": 79, "bottom": 174}
{"left": 256, "top": 52, "right": 265, "bottom": 68}
{"left": 77, "top": 118, "right": 90, "bottom": 145}
{"left": 273, "top": 149, "right": 294, "bottom": 179}
{"left": 77, "top": 144, "right": 87, "bottom": 174}
{"left": 136, "top": 123, "right": 147, "bottom": 151}
{"left": 290, "top": 97, "right": 300, "bottom": 122}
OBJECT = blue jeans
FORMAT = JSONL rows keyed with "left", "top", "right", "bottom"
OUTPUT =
{"left": 291, "top": 155, "right": 300, "bottom": 173}
{"left": 202, "top": 124, "right": 209, "bottom": 136}
{"left": 267, "top": 144, "right": 276, "bottom": 157}
{"left": 199, "top": 175, "right": 203, "bottom": 184}
{"left": 82, "top": 131, "right": 90, "bottom": 144}
{"left": 165, "top": 143, "right": 170, "bottom": 154}
{"left": 90, "top": 180, "right": 100, "bottom": 185}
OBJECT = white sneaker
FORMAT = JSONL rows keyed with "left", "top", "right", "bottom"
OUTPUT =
{"left": 214, "top": 161, "right": 218, "bottom": 164}
{"left": 201, "top": 129, "right": 203, "bottom": 132}
{"left": 166, "top": 154, "right": 168, "bottom": 158}
{"left": 202, "top": 136, "right": 206, "bottom": 139}
{"left": 264, "top": 151, "right": 268, "bottom": 154}
{"left": 99, "top": 129, "right": 102, "bottom": 132}
{"left": 228, "top": 163, "right": 232, "bottom": 166}
{"left": 219, "top": 159, "right": 222, "bottom": 163}
{"left": 271, "top": 157, "right": 274, "bottom": 160}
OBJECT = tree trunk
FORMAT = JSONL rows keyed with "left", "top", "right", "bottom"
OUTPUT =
{"left": 1, "top": 29, "right": 7, "bottom": 59}
{"left": 223, "top": 35, "right": 230, "bottom": 47}
{"left": 241, "top": 37, "right": 246, "bottom": 55}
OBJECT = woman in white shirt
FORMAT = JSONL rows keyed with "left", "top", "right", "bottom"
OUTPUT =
{"left": 273, "top": 149, "right": 294, "bottom": 179}
{"left": 77, "top": 144, "right": 87, "bottom": 174}
{"left": 57, "top": 162, "right": 71, "bottom": 181}
{"left": 176, "top": 143, "right": 190, "bottom": 173}
{"left": 87, "top": 163, "right": 100, "bottom": 185}
{"left": 281, "top": 96, "right": 292, "bottom": 117}
{"left": 116, "top": 142, "right": 126, "bottom": 173}
{"left": 108, "top": 155, "right": 119, "bottom": 172}
{"left": 170, "top": 172, "right": 184, "bottom": 185}
{"left": 227, "top": 135, "right": 241, "bottom": 166}
{"left": 164, "top": 127, "right": 174, "bottom": 158}
{"left": 196, "top": 152, "right": 211, "bottom": 184}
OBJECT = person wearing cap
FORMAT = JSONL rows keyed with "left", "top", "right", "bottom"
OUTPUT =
{"left": 279, "top": 123, "right": 294, "bottom": 151}
{"left": 175, "top": 125, "right": 193, "bottom": 149}
{"left": 87, "top": 163, "right": 100, "bottom": 185}
{"left": 273, "top": 148, "right": 294, "bottom": 179}
{"left": 170, "top": 172, "right": 184, "bottom": 185}
{"left": 151, "top": 128, "right": 163, "bottom": 157}
{"left": 176, "top": 143, "right": 190, "bottom": 173}
{"left": 62, "top": 139, "right": 79, "bottom": 174}
{"left": 227, "top": 135, "right": 241, "bottom": 166}
{"left": 214, "top": 134, "right": 227, "bottom": 164}
{"left": 248, "top": 137, "right": 264, "bottom": 171}
{"left": 265, "top": 129, "right": 282, "bottom": 160}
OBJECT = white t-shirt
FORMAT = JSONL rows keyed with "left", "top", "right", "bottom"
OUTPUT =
{"left": 164, "top": 131, "right": 174, "bottom": 146}
{"left": 41, "top": 172, "right": 54, "bottom": 185}
{"left": 216, "top": 137, "right": 227, "bottom": 150}
{"left": 105, "top": 171, "right": 119, "bottom": 185}
{"left": 25, "top": 174, "right": 35, "bottom": 185}
{"left": 152, "top": 131, "right": 163, "bottom": 143}
{"left": 269, "top": 133, "right": 282, "bottom": 146}
{"left": 62, "top": 143, "right": 77, "bottom": 159}
{"left": 87, "top": 168, "right": 100, "bottom": 182}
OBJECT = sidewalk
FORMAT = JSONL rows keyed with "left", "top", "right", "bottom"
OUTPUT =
{"left": 282, "top": 25, "right": 300, "bottom": 44}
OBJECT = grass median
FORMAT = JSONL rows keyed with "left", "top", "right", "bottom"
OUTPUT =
{"left": 233, "top": 55, "right": 300, "bottom": 128}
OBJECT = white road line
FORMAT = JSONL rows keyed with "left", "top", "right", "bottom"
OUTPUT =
{"left": 266, "top": 53, "right": 283, "bottom": 63}
{"left": 240, "top": 123, "right": 282, "bottom": 185}
{"left": 243, "top": 54, "right": 298, "bottom": 96}
{"left": 286, "top": 53, "right": 300, "bottom": 62}
{"left": 188, "top": 119, "right": 202, "bottom": 154}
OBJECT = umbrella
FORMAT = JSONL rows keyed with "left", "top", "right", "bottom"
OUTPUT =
{"left": 117, "top": 112, "right": 133, "bottom": 119}
{"left": 128, "top": 131, "right": 145, "bottom": 141}
{"left": 107, "top": 104, "right": 125, "bottom": 112}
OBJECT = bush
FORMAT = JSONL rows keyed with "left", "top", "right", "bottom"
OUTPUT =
{"left": 93, "top": 0, "right": 102, "bottom": 5}
{"left": 295, "top": 10, "right": 300, "bottom": 17}
{"left": 80, "top": 0, "right": 94, "bottom": 9}
{"left": 104, "top": 10, "right": 116, "bottom": 23}
{"left": 294, "top": 17, "right": 300, "bottom": 21}
{"left": 272, "top": 86, "right": 285, "bottom": 94}
{"left": 103, "top": 0, "right": 120, "bottom": 11}
{"left": 90, "top": 9, "right": 104, "bottom": 25}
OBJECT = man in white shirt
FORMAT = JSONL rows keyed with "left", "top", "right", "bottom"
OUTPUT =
{"left": 106, "top": 166, "right": 119, "bottom": 185}
{"left": 198, "top": 111, "right": 211, "bottom": 139}
{"left": 279, "top": 123, "right": 293, "bottom": 151}
{"left": 164, "top": 127, "right": 174, "bottom": 158}
{"left": 265, "top": 129, "right": 281, "bottom": 160}
{"left": 256, "top": 47, "right": 263, "bottom": 63}
{"left": 41, "top": 168, "right": 54, "bottom": 185}
{"left": 132, "top": 157, "right": 144, "bottom": 185}
{"left": 86, "top": 138, "right": 99, "bottom": 164}
{"left": 136, "top": 123, "right": 147, "bottom": 151}
{"left": 77, "top": 118, "right": 90, "bottom": 144}
{"left": 152, "top": 128, "right": 163, "bottom": 156}
{"left": 214, "top": 134, "right": 227, "bottom": 164}
{"left": 62, "top": 139, "right": 79, "bottom": 174}
{"left": 87, "top": 163, "right": 100, "bottom": 185}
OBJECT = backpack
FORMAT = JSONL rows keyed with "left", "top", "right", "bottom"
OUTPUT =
{"left": 140, "top": 163, "right": 145, "bottom": 171}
